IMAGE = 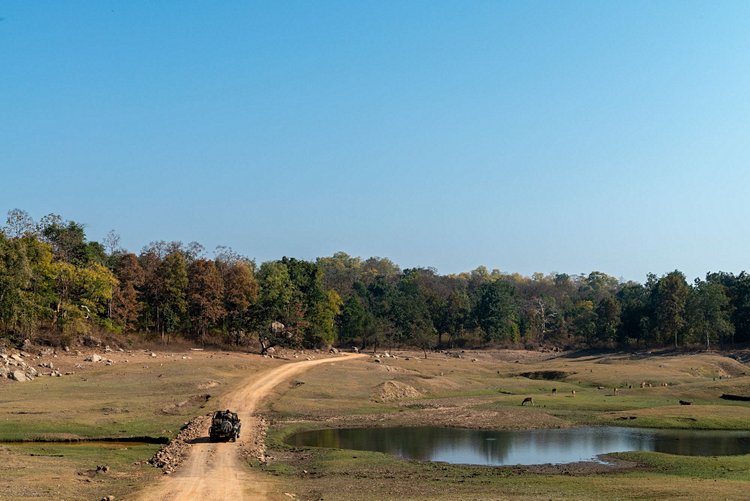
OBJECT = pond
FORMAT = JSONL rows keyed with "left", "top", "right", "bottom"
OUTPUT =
{"left": 285, "top": 426, "right": 750, "bottom": 466}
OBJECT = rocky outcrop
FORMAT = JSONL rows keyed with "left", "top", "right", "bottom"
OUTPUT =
{"left": 1, "top": 352, "right": 40, "bottom": 382}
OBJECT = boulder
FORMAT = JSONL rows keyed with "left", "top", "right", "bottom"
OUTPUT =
{"left": 10, "top": 370, "right": 30, "bottom": 382}
{"left": 85, "top": 354, "right": 103, "bottom": 363}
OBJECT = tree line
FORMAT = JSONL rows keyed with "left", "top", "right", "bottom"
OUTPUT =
{"left": 1, "top": 209, "right": 747, "bottom": 352}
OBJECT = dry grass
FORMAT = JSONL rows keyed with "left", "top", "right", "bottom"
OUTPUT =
{"left": 266, "top": 349, "right": 750, "bottom": 500}
{"left": 0, "top": 347, "right": 281, "bottom": 499}
{"left": 2, "top": 347, "right": 749, "bottom": 499}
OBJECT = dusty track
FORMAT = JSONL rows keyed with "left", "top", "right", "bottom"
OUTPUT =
{"left": 134, "top": 353, "right": 366, "bottom": 501}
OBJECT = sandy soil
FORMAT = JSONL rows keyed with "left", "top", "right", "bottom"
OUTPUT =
{"left": 133, "top": 353, "right": 366, "bottom": 501}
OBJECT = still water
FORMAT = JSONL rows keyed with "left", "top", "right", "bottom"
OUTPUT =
{"left": 286, "top": 426, "right": 750, "bottom": 466}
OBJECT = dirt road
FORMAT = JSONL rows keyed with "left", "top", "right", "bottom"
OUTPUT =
{"left": 134, "top": 353, "right": 366, "bottom": 501}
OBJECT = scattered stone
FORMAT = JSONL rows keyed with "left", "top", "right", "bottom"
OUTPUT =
{"left": 150, "top": 353, "right": 157, "bottom": 358}
{"left": 104, "top": 345, "right": 113, "bottom": 352}
{"left": 85, "top": 354, "right": 103, "bottom": 363}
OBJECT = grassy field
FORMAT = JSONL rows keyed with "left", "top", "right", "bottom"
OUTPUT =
{"left": 0, "top": 348, "right": 280, "bottom": 500}
{"left": 264, "top": 349, "right": 750, "bottom": 500}
{"left": 1, "top": 347, "right": 749, "bottom": 499}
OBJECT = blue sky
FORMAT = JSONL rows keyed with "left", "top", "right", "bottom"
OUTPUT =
{"left": 2, "top": 1, "right": 750, "bottom": 281}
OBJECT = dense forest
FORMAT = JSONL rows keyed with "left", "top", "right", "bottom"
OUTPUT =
{"left": 1, "top": 209, "right": 747, "bottom": 353}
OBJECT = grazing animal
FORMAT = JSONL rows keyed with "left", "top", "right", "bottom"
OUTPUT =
{"left": 552, "top": 388, "right": 557, "bottom": 395}
{"left": 521, "top": 397, "right": 534, "bottom": 406}
{"left": 679, "top": 400, "right": 692, "bottom": 405}
{"left": 571, "top": 390, "right": 576, "bottom": 397}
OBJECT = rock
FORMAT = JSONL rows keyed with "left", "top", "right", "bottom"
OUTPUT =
{"left": 11, "top": 354, "right": 24, "bottom": 363}
{"left": 352, "top": 346, "right": 359, "bottom": 353}
{"left": 104, "top": 345, "right": 113, "bottom": 352}
{"left": 329, "top": 347, "right": 339, "bottom": 354}
{"left": 39, "top": 347, "right": 54, "bottom": 356}
{"left": 25, "top": 367, "right": 38, "bottom": 377}
{"left": 150, "top": 352, "right": 157, "bottom": 358}
{"left": 81, "top": 335, "right": 102, "bottom": 347}
{"left": 85, "top": 354, "right": 103, "bottom": 363}
{"left": 266, "top": 347, "right": 276, "bottom": 354}
{"left": 22, "top": 339, "right": 32, "bottom": 350}
{"left": 10, "top": 370, "right": 30, "bottom": 382}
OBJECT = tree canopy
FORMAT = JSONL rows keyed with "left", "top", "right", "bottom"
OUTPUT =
{"left": 2, "top": 209, "right": 749, "bottom": 352}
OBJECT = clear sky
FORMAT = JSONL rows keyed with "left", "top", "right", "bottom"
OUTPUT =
{"left": 2, "top": 1, "right": 750, "bottom": 282}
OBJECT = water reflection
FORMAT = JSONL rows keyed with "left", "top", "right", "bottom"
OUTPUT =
{"left": 285, "top": 426, "right": 750, "bottom": 466}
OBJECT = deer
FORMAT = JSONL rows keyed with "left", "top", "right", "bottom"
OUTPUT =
{"left": 521, "top": 397, "right": 534, "bottom": 406}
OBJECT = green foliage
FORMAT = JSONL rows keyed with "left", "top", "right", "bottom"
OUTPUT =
{"left": 475, "top": 280, "right": 520, "bottom": 344}
{"left": 653, "top": 271, "right": 690, "bottom": 347}
{"left": 6, "top": 208, "right": 750, "bottom": 353}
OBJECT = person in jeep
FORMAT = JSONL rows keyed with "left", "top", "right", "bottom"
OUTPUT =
{"left": 209, "top": 409, "right": 241, "bottom": 442}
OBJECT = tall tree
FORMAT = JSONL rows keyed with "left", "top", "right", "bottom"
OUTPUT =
{"left": 594, "top": 295, "right": 621, "bottom": 347}
{"left": 686, "top": 279, "right": 734, "bottom": 350}
{"left": 652, "top": 271, "right": 689, "bottom": 348}
{"left": 474, "top": 280, "right": 520, "bottom": 344}
{"left": 218, "top": 258, "right": 258, "bottom": 345}
{"left": 111, "top": 253, "right": 144, "bottom": 332}
{"left": 187, "top": 259, "right": 225, "bottom": 341}
{"left": 156, "top": 251, "right": 188, "bottom": 342}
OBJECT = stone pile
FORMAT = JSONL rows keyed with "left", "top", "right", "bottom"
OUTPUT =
{"left": 148, "top": 415, "right": 211, "bottom": 474}
{"left": 0, "top": 352, "right": 39, "bottom": 382}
